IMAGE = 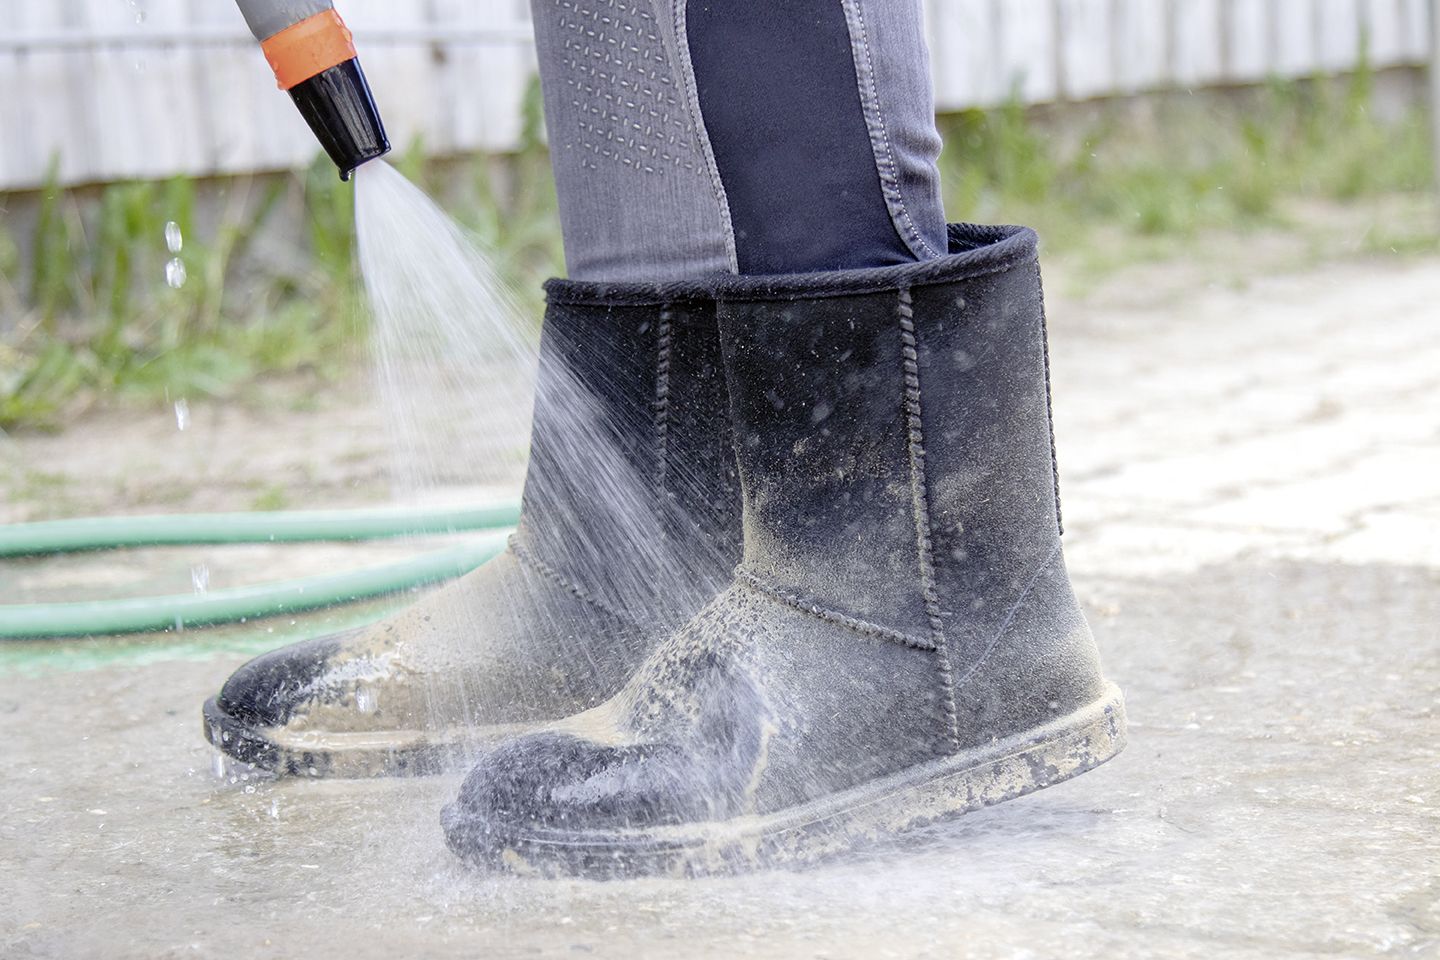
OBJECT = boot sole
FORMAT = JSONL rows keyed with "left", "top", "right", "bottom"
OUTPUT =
{"left": 201, "top": 696, "right": 527, "bottom": 778}
{"left": 443, "top": 683, "right": 1127, "bottom": 878}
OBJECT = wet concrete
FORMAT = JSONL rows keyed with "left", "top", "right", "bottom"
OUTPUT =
{"left": 3, "top": 252, "right": 1439, "bottom": 957}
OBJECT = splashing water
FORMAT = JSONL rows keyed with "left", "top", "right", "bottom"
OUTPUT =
{"left": 351, "top": 160, "right": 727, "bottom": 771}
{"left": 354, "top": 162, "right": 538, "bottom": 498}
{"left": 353, "top": 157, "right": 726, "bottom": 615}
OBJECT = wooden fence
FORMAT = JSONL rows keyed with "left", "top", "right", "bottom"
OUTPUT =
{"left": 0, "top": 0, "right": 1432, "bottom": 191}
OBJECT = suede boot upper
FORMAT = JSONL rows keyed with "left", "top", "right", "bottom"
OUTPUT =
{"left": 204, "top": 282, "right": 742, "bottom": 776}
{"left": 442, "top": 224, "right": 1125, "bottom": 873}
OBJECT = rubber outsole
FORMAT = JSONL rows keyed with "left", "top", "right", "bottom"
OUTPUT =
{"left": 441, "top": 684, "right": 1127, "bottom": 878}
{"left": 201, "top": 696, "right": 497, "bottom": 778}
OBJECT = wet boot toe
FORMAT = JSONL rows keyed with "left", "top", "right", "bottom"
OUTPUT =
{"left": 214, "top": 634, "right": 349, "bottom": 729}
{"left": 443, "top": 732, "right": 717, "bottom": 853}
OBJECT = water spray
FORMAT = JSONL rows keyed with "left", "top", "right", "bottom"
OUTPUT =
{"left": 236, "top": 0, "right": 391, "bottom": 179}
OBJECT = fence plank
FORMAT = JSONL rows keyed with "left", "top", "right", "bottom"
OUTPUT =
{"left": 995, "top": 0, "right": 1060, "bottom": 103}
{"left": 1226, "top": 0, "right": 1274, "bottom": 81}
{"left": 16, "top": 3, "right": 72, "bottom": 186}
{"left": 1273, "top": 0, "right": 1321, "bottom": 76}
{"left": 87, "top": 0, "right": 143, "bottom": 180}
{"left": 0, "top": 0, "right": 1431, "bottom": 191}
{"left": 1057, "top": 0, "right": 1114, "bottom": 99}
{"left": 1110, "top": 0, "right": 1171, "bottom": 92}
{"left": 0, "top": 41, "right": 23, "bottom": 188}
{"left": 1172, "top": 0, "right": 1226, "bottom": 86}
{"left": 1362, "top": 0, "right": 1408, "bottom": 66}
{"left": 929, "top": 0, "right": 1006, "bottom": 110}
{"left": 1399, "top": 0, "right": 1431, "bottom": 60}
{"left": 1317, "top": 0, "right": 1363, "bottom": 71}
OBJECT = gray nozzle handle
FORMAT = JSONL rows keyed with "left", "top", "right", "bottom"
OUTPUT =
{"left": 235, "top": 0, "right": 336, "bottom": 42}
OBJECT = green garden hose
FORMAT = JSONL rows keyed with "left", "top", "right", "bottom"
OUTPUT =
{"left": 0, "top": 505, "right": 520, "bottom": 639}
{"left": 0, "top": 504, "right": 520, "bottom": 557}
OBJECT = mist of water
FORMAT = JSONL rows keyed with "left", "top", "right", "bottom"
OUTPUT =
{"left": 354, "top": 162, "right": 537, "bottom": 501}
{"left": 351, "top": 160, "right": 724, "bottom": 774}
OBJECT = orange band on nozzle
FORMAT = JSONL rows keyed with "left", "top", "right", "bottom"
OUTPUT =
{"left": 261, "top": 9, "right": 357, "bottom": 90}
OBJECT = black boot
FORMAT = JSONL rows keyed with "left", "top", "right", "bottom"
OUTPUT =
{"left": 441, "top": 224, "right": 1126, "bottom": 874}
{"left": 202, "top": 280, "right": 741, "bottom": 776}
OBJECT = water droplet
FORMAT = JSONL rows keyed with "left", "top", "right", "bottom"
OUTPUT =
{"left": 164, "top": 220, "right": 183, "bottom": 254}
{"left": 191, "top": 563, "right": 210, "bottom": 595}
{"left": 174, "top": 398, "right": 190, "bottom": 431}
{"left": 165, "top": 257, "right": 186, "bottom": 289}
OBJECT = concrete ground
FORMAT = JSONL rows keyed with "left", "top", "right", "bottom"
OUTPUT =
{"left": 1, "top": 245, "right": 1438, "bottom": 959}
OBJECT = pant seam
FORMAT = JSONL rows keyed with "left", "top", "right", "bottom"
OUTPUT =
{"left": 669, "top": 0, "right": 740, "bottom": 274}
{"left": 898, "top": 288, "right": 963, "bottom": 751}
{"left": 841, "top": 0, "right": 944, "bottom": 261}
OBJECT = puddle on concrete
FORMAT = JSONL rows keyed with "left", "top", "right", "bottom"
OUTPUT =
{"left": 2, "top": 560, "right": 1437, "bottom": 959}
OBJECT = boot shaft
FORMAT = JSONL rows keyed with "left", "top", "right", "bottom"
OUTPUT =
{"left": 518, "top": 283, "right": 743, "bottom": 625}
{"left": 715, "top": 224, "right": 1079, "bottom": 667}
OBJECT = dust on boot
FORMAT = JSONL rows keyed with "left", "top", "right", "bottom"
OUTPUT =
{"left": 203, "top": 283, "right": 742, "bottom": 777}
{"left": 441, "top": 224, "right": 1126, "bottom": 875}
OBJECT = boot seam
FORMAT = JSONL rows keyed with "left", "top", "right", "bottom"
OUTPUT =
{"left": 951, "top": 542, "right": 1064, "bottom": 691}
{"left": 508, "top": 535, "right": 636, "bottom": 629}
{"left": 1035, "top": 265, "right": 1064, "bottom": 536}
{"left": 736, "top": 570, "right": 935, "bottom": 651}
{"left": 654, "top": 306, "right": 674, "bottom": 494}
{"left": 898, "top": 288, "right": 963, "bottom": 752}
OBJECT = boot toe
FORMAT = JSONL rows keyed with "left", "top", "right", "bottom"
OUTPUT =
{"left": 215, "top": 634, "right": 347, "bottom": 727}
{"left": 443, "top": 730, "right": 718, "bottom": 851}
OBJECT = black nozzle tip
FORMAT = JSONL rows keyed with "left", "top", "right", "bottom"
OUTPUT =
{"left": 289, "top": 58, "right": 391, "bottom": 181}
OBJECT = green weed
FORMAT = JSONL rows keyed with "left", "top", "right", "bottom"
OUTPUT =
{"left": 939, "top": 67, "right": 1434, "bottom": 255}
{"left": 0, "top": 157, "right": 366, "bottom": 429}
{"left": 0, "top": 70, "right": 1431, "bottom": 433}
{"left": 250, "top": 484, "right": 291, "bottom": 512}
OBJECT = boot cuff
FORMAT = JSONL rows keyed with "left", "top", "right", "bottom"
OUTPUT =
{"left": 543, "top": 275, "right": 718, "bottom": 308}
{"left": 543, "top": 223, "right": 1037, "bottom": 306}
{"left": 712, "top": 223, "right": 1037, "bottom": 302}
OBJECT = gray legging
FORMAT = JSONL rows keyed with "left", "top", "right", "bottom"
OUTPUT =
{"left": 528, "top": 0, "right": 947, "bottom": 280}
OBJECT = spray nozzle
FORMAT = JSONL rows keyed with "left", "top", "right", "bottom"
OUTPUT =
{"left": 238, "top": 2, "right": 391, "bottom": 180}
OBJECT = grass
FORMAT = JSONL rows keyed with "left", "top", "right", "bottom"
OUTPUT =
{"left": 0, "top": 69, "right": 1433, "bottom": 433}
{"left": 0, "top": 158, "right": 361, "bottom": 430}
{"left": 0, "top": 81, "right": 560, "bottom": 432}
{"left": 939, "top": 66, "right": 1435, "bottom": 264}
